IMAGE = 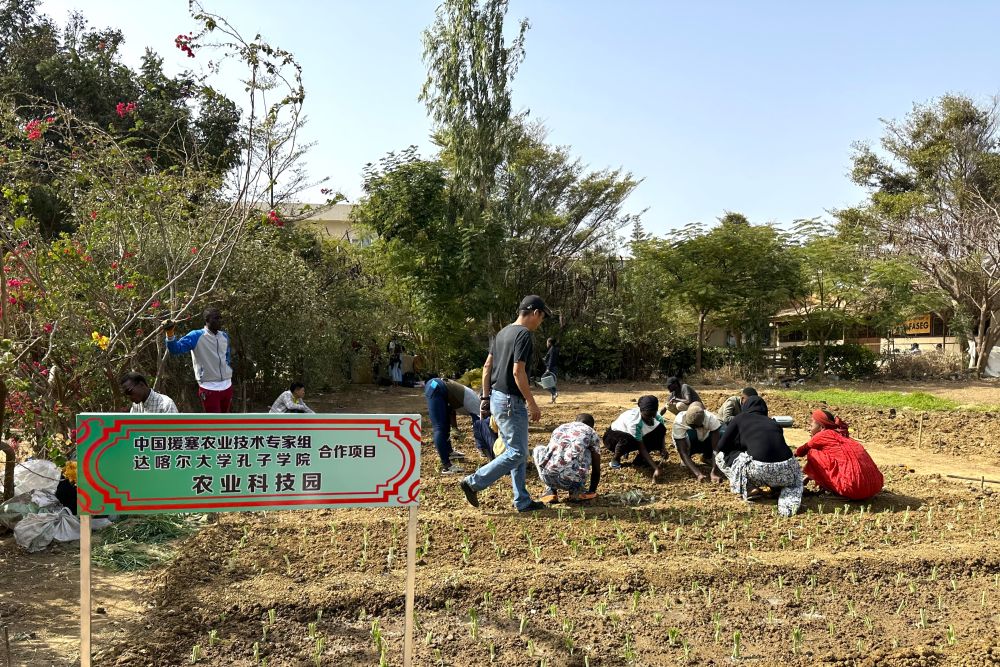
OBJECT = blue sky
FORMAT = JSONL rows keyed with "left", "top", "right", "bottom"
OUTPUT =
{"left": 39, "top": 0, "right": 1000, "bottom": 237}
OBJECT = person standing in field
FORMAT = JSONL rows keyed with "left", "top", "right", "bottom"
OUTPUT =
{"left": 543, "top": 337, "right": 559, "bottom": 403}
{"left": 459, "top": 295, "right": 552, "bottom": 513}
{"left": 163, "top": 308, "right": 234, "bottom": 413}
{"left": 796, "top": 409, "right": 883, "bottom": 500}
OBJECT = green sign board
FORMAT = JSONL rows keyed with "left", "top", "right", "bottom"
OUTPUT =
{"left": 75, "top": 413, "right": 421, "bottom": 515}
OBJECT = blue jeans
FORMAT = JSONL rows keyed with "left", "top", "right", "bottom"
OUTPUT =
{"left": 424, "top": 379, "right": 453, "bottom": 467}
{"left": 464, "top": 390, "right": 532, "bottom": 510}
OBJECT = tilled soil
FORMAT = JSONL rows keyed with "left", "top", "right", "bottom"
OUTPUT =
{"left": 84, "top": 384, "right": 1000, "bottom": 666}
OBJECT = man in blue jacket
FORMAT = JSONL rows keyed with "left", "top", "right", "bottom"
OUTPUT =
{"left": 164, "top": 308, "right": 234, "bottom": 413}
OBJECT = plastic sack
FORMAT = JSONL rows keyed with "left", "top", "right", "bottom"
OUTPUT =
{"left": 15, "top": 507, "right": 80, "bottom": 552}
{"left": 0, "top": 490, "right": 61, "bottom": 528}
{"left": 0, "top": 459, "right": 61, "bottom": 496}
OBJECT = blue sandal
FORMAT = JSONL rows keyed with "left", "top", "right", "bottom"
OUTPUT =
{"left": 609, "top": 460, "right": 622, "bottom": 469}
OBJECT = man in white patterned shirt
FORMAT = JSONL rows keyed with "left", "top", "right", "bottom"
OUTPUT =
{"left": 269, "top": 382, "right": 315, "bottom": 414}
{"left": 121, "top": 372, "right": 178, "bottom": 413}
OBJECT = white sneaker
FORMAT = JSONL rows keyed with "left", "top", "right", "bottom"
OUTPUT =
{"left": 442, "top": 464, "right": 464, "bottom": 474}
{"left": 450, "top": 450, "right": 467, "bottom": 459}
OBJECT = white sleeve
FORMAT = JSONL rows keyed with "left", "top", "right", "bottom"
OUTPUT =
{"left": 165, "top": 397, "right": 179, "bottom": 414}
{"left": 671, "top": 413, "right": 687, "bottom": 440}
{"left": 462, "top": 386, "right": 480, "bottom": 416}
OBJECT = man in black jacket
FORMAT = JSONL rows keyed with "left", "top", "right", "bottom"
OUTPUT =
{"left": 714, "top": 395, "right": 803, "bottom": 517}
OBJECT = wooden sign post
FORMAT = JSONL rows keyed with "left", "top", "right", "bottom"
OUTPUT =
{"left": 77, "top": 413, "right": 421, "bottom": 667}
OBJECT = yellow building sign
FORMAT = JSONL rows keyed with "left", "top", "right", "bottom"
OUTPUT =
{"left": 904, "top": 314, "right": 932, "bottom": 335}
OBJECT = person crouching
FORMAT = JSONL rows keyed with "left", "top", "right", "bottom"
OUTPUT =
{"left": 533, "top": 413, "right": 601, "bottom": 504}
{"left": 715, "top": 395, "right": 803, "bottom": 517}
{"left": 796, "top": 409, "right": 883, "bottom": 500}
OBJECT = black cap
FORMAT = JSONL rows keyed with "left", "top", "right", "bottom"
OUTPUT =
{"left": 518, "top": 295, "right": 552, "bottom": 318}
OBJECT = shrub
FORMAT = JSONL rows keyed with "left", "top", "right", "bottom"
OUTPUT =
{"left": 793, "top": 343, "right": 879, "bottom": 380}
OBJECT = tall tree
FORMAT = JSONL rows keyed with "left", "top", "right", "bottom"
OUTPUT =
{"left": 637, "top": 215, "right": 799, "bottom": 373}
{"left": 851, "top": 94, "right": 1000, "bottom": 376}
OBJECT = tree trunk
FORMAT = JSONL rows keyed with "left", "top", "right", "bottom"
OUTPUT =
{"left": 0, "top": 379, "right": 15, "bottom": 501}
{"left": 973, "top": 321, "right": 999, "bottom": 378}
{"left": 696, "top": 312, "right": 706, "bottom": 373}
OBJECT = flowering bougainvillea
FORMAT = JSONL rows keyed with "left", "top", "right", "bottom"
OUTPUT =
{"left": 175, "top": 33, "right": 195, "bottom": 58}
{"left": 267, "top": 209, "right": 284, "bottom": 227}
{"left": 115, "top": 101, "right": 137, "bottom": 118}
{"left": 25, "top": 118, "right": 43, "bottom": 140}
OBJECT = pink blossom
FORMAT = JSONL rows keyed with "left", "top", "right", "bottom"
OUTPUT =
{"left": 25, "top": 119, "right": 42, "bottom": 141}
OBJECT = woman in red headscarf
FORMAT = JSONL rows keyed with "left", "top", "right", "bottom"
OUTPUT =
{"left": 795, "top": 409, "right": 883, "bottom": 500}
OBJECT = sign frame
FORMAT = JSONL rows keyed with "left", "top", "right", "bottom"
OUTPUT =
{"left": 77, "top": 412, "right": 421, "bottom": 667}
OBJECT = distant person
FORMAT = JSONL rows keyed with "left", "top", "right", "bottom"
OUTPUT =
{"left": 121, "top": 372, "right": 178, "bottom": 413}
{"left": 715, "top": 395, "right": 803, "bottom": 517}
{"left": 661, "top": 376, "right": 702, "bottom": 415}
{"left": 908, "top": 343, "right": 921, "bottom": 355}
{"left": 718, "top": 387, "right": 759, "bottom": 425}
{"left": 795, "top": 409, "right": 883, "bottom": 500}
{"left": 671, "top": 404, "right": 723, "bottom": 482}
{"left": 425, "top": 377, "right": 477, "bottom": 473}
{"left": 164, "top": 308, "right": 234, "bottom": 413}
{"left": 542, "top": 337, "right": 559, "bottom": 403}
{"left": 459, "top": 296, "right": 552, "bottom": 513}
{"left": 269, "top": 382, "right": 315, "bottom": 414}
{"left": 603, "top": 395, "right": 667, "bottom": 478}
{"left": 934, "top": 343, "right": 943, "bottom": 353}
{"left": 533, "top": 413, "right": 601, "bottom": 503}
{"left": 388, "top": 343, "right": 403, "bottom": 386}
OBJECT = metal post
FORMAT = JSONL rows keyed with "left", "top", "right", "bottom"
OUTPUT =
{"left": 403, "top": 505, "right": 418, "bottom": 667}
{"left": 80, "top": 514, "right": 92, "bottom": 667}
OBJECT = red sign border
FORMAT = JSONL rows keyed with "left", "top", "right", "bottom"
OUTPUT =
{"left": 76, "top": 414, "right": 421, "bottom": 514}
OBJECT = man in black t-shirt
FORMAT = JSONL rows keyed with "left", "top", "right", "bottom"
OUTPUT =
{"left": 459, "top": 295, "right": 552, "bottom": 513}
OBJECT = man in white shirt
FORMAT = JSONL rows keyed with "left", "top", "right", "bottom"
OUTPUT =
{"left": 121, "top": 372, "right": 178, "bottom": 414}
{"left": 269, "top": 382, "right": 315, "bottom": 414}
{"left": 603, "top": 395, "right": 667, "bottom": 479}
{"left": 672, "top": 404, "right": 723, "bottom": 483}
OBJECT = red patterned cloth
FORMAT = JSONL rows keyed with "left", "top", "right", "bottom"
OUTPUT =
{"left": 795, "top": 429, "right": 883, "bottom": 500}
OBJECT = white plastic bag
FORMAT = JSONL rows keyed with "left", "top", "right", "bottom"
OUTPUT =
{"left": 0, "top": 490, "right": 61, "bottom": 528}
{"left": 0, "top": 459, "right": 61, "bottom": 496}
{"left": 15, "top": 508, "right": 80, "bottom": 552}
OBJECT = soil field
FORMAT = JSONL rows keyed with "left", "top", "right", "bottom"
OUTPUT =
{"left": 4, "top": 383, "right": 1000, "bottom": 666}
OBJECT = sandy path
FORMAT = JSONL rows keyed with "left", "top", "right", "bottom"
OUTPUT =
{"left": 784, "top": 426, "right": 1000, "bottom": 487}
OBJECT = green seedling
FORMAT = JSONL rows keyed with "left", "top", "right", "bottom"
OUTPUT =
{"left": 667, "top": 627, "right": 680, "bottom": 647}
{"left": 792, "top": 626, "right": 802, "bottom": 655}
{"left": 208, "top": 630, "right": 218, "bottom": 647}
{"left": 268, "top": 608, "right": 276, "bottom": 626}
{"left": 468, "top": 608, "right": 479, "bottom": 640}
{"left": 918, "top": 608, "right": 928, "bottom": 628}
{"left": 519, "top": 613, "right": 528, "bottom": 634}
{"left": 190, "top": 644, "right": 202, "bottom": 664}
{"left": 732, "top": 631, "right": 742, "bottom": 659}
{"left": 947, "top": 625, "right": 957, "bottom": 645}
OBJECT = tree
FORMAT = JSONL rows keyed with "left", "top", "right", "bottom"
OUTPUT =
{"left": 787, "top": 217, "right": 919, "bottom": 375}
{"left": 851, "top": 94, "right": 1000, "bottom": 376}
{"left": 636, "top": 215, "right": 800, "bottom": 373}
{"left": 0, "top": 4, "right": 330, "bottom": 467}
{"left": 420, "top": 0, "right": 528, "bottom": 217}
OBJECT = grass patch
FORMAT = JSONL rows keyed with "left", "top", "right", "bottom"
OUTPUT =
{"left": 92, "top": 515, "right": 196, "bottom": 571}
{"left": 778, "top": 389, "right": 961, "bottom": 412}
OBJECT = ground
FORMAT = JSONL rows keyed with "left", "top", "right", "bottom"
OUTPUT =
{"left": 2, "top": 381, "right": 1000, "bottom": 666}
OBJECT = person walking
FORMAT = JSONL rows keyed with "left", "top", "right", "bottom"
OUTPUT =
{"left": 543, "top": 337, "right": 559, "bottom": 403}
{"left": 458, "top": 296, "right": 552, "bottom": 513}
{"left": 164, "top": 308, "right": 234, "bottom": 413}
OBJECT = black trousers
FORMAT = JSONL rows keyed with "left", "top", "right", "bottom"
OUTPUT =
{"left": 603, "top": 423, "right": 667, "bottom": 461}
